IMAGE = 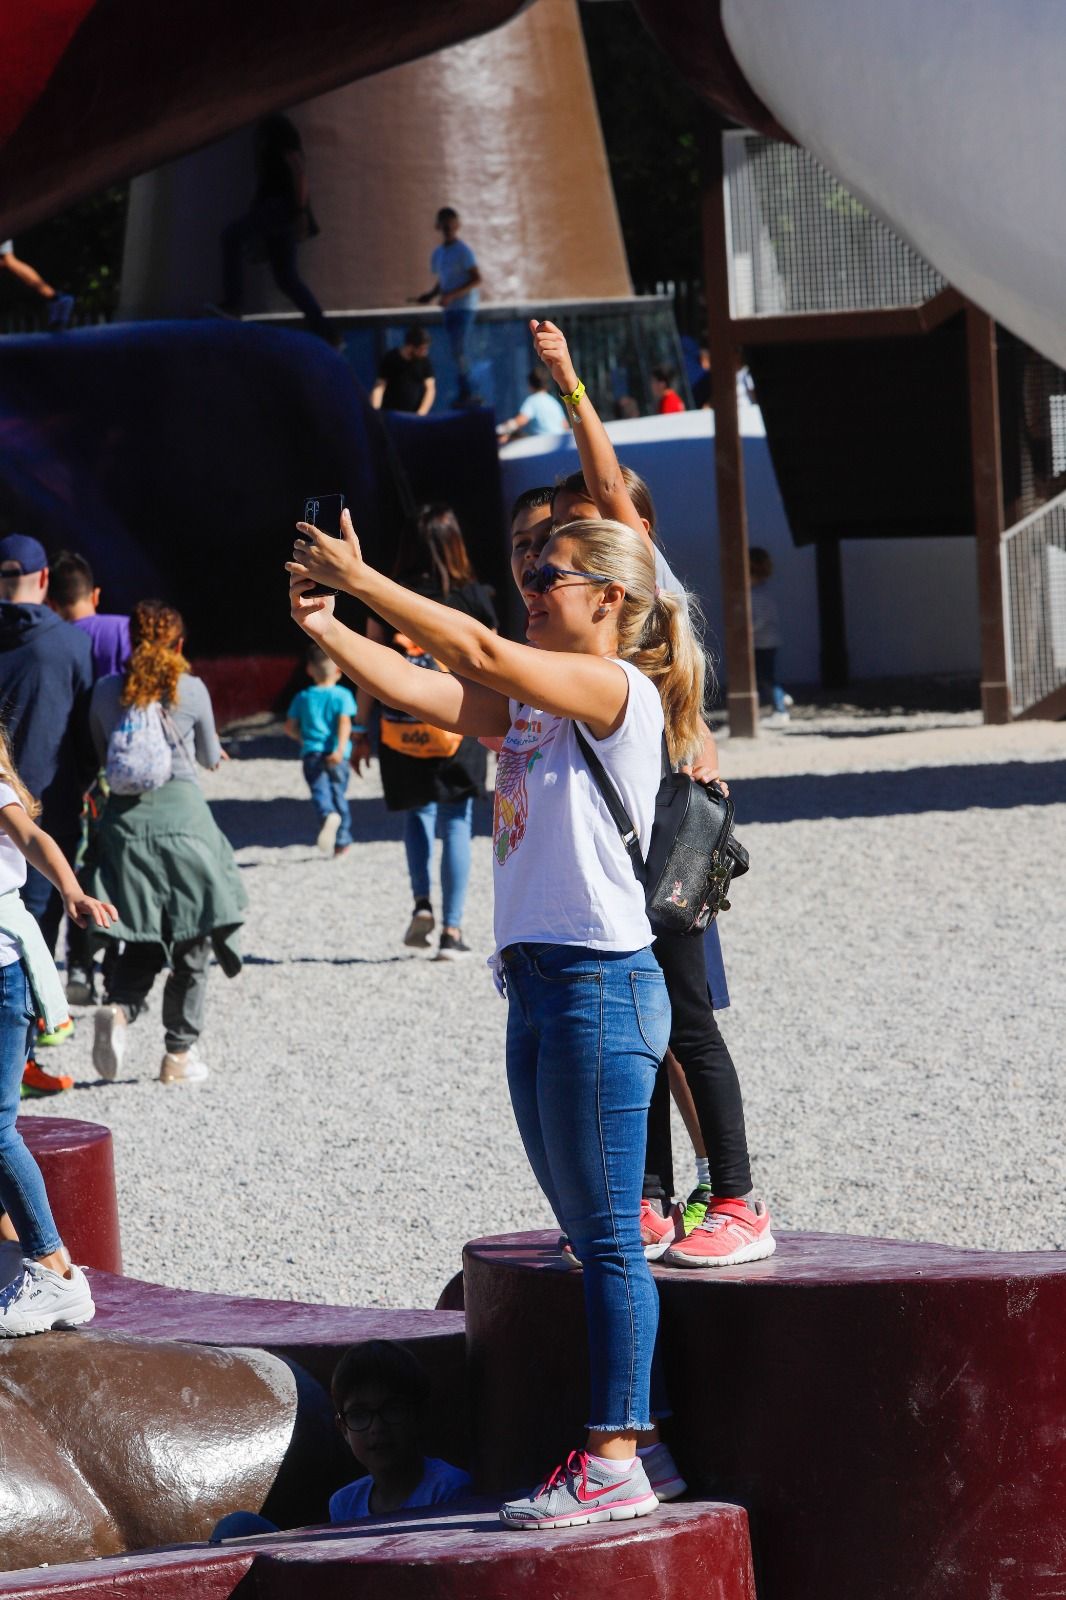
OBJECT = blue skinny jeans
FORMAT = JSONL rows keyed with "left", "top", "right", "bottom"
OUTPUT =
{"left": 403, "top": 798, "right": 473, "bottom": 929}
{"left": 443, "top": 305, "right": 475, "bottom": 399}
{"left": 303, "top": 753, "right": 352, "bottom": 847}
{"left": 0, "top": 961, "right": 62, "bottom": 1258}
{"left": 502, "top": 942, "right": 671, "bottom": 1433}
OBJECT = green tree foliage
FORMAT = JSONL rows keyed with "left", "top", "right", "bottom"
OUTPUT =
{"left": 579, "top": 2, "right": 702, "bottom": 290}
{"left": 0, "top": 186, "right": 128, "bottom": 323}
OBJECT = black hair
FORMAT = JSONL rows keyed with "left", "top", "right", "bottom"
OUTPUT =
{"left": 404, "top": 323, "right": 429, "bottom": 348}
{"left": 47, "top": 550, "right": 94, "bottom": 607}
{"left": 651, "top": 363, "right": 677, "bottom": 386}
{"left": 435, "top": 206, "right": 459, "bottom": 226}
{"left": 331, "top": 1341, "right": 432, "bottom": 1414}
{"left": 510, "top": 485, "right": 555, "bottom": 524}
{"left": 527, "top": 367, "right": 549, "bottom": 392}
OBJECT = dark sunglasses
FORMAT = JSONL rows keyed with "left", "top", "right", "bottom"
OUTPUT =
{"left": 337, "top": 1397, "right": 413, "bottom": 1433}
{"left": 525, "top": 562, "right": 613, "bottom": 595}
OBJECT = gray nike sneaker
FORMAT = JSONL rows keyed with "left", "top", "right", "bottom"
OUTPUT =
{"left": 0, "top": 1260, "right": 95, "bottom": 1336}
{"left": 499, "top": 1449, "right": 659, "bottom": 1530}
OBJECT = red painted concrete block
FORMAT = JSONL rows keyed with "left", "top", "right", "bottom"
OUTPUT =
{"left": 19, "top": 1117, "right": 121, "bottom": 1272}
{"left": 464, "top": 1229, "right": 1066, "bottom": 1600}
{"left": 0, "top": 1506, "right": 752, "bottom": 1600}
{"left": 251, "top": 1506, "right": 754, "bottom": 1600}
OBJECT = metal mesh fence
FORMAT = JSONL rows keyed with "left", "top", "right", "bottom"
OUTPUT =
{"left": 1002, "top": 490, "right": 1066, "bottom": 715}
{"left": 724, "top": 131, "right": 946, "bottom": 317}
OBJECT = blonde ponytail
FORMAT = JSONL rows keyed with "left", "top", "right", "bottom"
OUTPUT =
{"left": 557, "top": 519, "right": 707, "bottom": 764}
{"left": 0, "top": 725, "right": 40, "bottom": 819}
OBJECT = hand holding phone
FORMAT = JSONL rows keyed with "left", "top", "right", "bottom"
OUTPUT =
{"left": 299, "top": 493, "right": 345, "bottom": 596}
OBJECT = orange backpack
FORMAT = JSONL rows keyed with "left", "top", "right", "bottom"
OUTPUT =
{"left": 379, "top": 632, "right": 463, "bottom": 760}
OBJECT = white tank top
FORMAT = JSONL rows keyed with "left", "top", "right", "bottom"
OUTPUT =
{"left": 491, "top": 658, "right": 663, "bottom": 959}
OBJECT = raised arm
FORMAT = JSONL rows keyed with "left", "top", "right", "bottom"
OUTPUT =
{"left": 288, "top": 515, "right": 631, "bottom": 739}
{"left": 530, "top": 320, "right": 652, "bottom": 552}
{"left": 288, "top": 580, "right": 510, "bottom": 738}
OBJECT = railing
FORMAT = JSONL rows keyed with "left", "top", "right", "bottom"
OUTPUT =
{"left": 723, "top": 131, "right": 946, "bottom": 318}
{"left": 1001, "top": 489, "right": 1066, "bottom": 716}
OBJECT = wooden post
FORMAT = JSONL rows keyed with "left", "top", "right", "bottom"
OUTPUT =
{"left": 965, "top": 305, "right": 1010, "bottom": 723}
{"left": 700, "top": 115, "right": 759, "bottom": 738}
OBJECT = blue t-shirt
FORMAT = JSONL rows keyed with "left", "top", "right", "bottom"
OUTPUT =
{"left": 431, "top": 240, "right": 480, "bottom": 311}
{"left": 288, "top": 683, "right": 357, "bottom": 757}
{"left": 518, "top": 390, "right": 569, "bottom": 435}
{"left": 329, "top": 1457, "right": 472, "bottom": 1523}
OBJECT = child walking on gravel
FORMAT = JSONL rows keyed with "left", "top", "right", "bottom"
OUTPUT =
{"left": 285, "top": 643, "right": 357, "bottom": 857}
{"left": 0, "top": 726, "right": 116, "bottom": 1335}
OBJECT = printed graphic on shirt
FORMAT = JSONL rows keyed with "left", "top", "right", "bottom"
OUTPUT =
{"left": 493, "top": 713, "right": 557, "bottom": 865}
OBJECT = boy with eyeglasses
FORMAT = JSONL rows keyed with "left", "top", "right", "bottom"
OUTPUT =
{"left": 211, "top": 1340, "right": 471, "bottom": 1541}
{"left": 327, "top": 1340, "right": 470, "bottom": 1519}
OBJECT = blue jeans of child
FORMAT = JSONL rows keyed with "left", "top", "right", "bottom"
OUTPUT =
{"left": 303, "top": 754, "right": 352, "bottom": 847}
{"left": 404, "top": 798, "right": 473, "bottom": 928}
{"left": 443, "top": 305, "right": 475, "bottom": 400}
{"left": 0, "top": 961, "right": 62, "bottom": 1258}
{"left": 502, "top": 942, "right": 671, "bottom": 1432}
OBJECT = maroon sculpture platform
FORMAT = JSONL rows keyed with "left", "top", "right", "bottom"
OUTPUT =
{"left": 464, "top": 1229, "right": 1066, "bottom": 1600}
{"left": 18, "top": 1116, "right": 121, "bottom": 1271}
{"left": 0, "top": 1504, "right": 754, "bottom": 1600}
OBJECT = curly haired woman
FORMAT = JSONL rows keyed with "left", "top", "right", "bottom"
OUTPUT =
{"left": 86, "top": 601, "right": 246, "bottom": 1084}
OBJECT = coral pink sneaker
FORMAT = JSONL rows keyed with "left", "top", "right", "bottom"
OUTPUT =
{"left": 640, "top": 1198, "right": 683, "bottom": 1261}
{"left": 663, "top": 1197, "right": 776, "bottom": 1268}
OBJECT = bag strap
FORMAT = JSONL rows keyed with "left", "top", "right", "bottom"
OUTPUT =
{"left": 572, "top": 722, "right": 651, "bottom": 889}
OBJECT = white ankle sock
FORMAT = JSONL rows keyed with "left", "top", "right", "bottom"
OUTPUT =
{"left": 694, "top": 1156, "right": 711, "bottom": 1188}
{"left": 588, "top": 1452, "right": 637, "bottom": 1475}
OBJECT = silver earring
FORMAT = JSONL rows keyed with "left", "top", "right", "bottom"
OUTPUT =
{"left": 595, "top": 605, "right": 607, "bottom": 618}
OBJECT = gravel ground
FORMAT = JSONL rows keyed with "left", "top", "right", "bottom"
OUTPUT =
{"left": 20, "top": 706, "right": 1066, "bottom": 1309}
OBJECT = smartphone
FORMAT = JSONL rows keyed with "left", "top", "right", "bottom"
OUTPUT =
{"left": 299, "top": 492, "right": 345, "bottom": 597}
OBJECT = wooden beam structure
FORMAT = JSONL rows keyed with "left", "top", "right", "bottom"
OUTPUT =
{"left": 700, "top": 115, "right": 759, "bottom": 739}
{"left": 732, "top": 287, "right": 964, "bottom": 347}
{"left": 965, "top": 305, "right": 1011, "bottom": 723}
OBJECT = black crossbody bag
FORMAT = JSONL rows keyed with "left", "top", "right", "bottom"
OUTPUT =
{"left": 573, "top": 726, "right": 750, "bottom": 937}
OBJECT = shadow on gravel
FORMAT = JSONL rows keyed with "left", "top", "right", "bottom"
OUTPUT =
{"left": 242, "top": 953, "right": 411, "bottom": 967}
{"left": 209, "top": 795, "right": 495, "bottom": 849}
{"left": 735, "top": 760, "right": 1066, "bottom": 825}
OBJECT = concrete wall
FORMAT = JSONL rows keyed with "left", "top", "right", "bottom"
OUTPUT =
{"left": 498, "top": 407, "right": 980, "bottom": 686}
{"left": 120, "top": 0, "right": 630, "bottom": 319}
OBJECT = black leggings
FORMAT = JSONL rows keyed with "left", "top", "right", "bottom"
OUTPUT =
{"left": 644, "top": 931, "right": 753, "bottom": 1202}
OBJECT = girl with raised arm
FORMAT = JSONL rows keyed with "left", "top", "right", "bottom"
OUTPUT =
{"left": 524, "top": 319, "right": 774, "bottom": 1272}
{"left": 289, "top": 504, "right": 703, "bottom": 1529}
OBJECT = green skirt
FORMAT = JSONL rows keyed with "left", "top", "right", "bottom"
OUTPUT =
{"left": 87, "top": 779, "right": 247, "bottom": 975}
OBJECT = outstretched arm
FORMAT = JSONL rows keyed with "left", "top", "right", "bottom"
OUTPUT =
{"left": 530, "top": 319, "right": 652, "bottom": 552}
{"left": 288, "top": 580, "right": 510, "bottom": 737}
{"left": 288, "top": 516, "right": 631, "bottom": 739}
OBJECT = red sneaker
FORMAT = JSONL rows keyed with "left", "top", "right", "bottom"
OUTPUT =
{"left": 22, "top": 1059, "right": 74, "bottom": 1098}
{"left": 663, "top": 1197, "right": 776, "bottom": 1268}
{"left": 640, "top": 1199, "right": 683, "bottom": 1261}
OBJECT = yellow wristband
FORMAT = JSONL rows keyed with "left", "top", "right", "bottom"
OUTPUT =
{"left": 559, "top": 380, "right": 586, "bottom": 408}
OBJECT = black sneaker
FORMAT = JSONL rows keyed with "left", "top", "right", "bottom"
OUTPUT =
{"left": 435, "top": 931, "right": 471, "bottom": 961}
{"left": 404, "top": 900, "right": 435, "bottom": 948}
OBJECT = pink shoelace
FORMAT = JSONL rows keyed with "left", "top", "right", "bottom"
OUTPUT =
{"left": 537, "top": 1449, "right": 589, "bottom": 1499}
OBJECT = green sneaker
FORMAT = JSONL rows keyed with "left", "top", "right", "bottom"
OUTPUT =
{"left": 681, "top": 1183, "right": 713, "bottom": 1235}
{"left": 36, "top": 1017, "right": 75, "bottom": 1048}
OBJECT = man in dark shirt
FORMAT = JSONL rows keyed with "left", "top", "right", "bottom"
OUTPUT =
{"left": 371, "top": 325, "right": 436, "bottom": 415}
{"left": 0, "top": 535, "right": 95, "bottom": 953}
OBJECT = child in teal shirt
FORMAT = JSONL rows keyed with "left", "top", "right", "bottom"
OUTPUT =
{"left": 284, "top": 645, "right": 358, "bottom": 856}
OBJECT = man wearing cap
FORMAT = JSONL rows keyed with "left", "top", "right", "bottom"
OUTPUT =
{"left": 0, "top": 536, "right": 95, "bottom": 961}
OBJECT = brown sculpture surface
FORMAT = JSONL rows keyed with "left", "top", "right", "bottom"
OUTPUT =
{"left": 0, "top": 1329, "right": 338, "bottom": 1573}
